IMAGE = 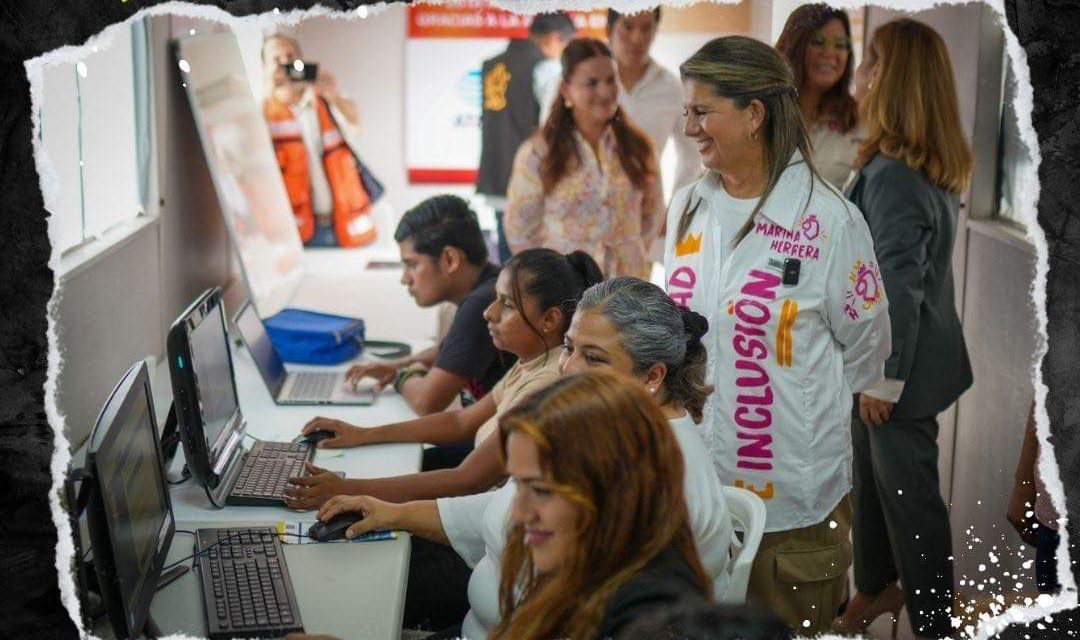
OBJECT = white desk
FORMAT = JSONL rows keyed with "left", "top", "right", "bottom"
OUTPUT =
{"left": 142, "top": 335, "right": 426, "bottom": 640}
{"left": 81, "top": 262, "right": 439, "bottom": 640}
{"left": 162, "top": 345, "right": 426, "bottom": 524}
{"left": 294, "top": 250, "right": 440, "bottom": 344}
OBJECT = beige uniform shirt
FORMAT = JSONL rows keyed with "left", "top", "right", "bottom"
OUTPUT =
{"left": 473, "top": 347, "right": 562, "bottom": 445}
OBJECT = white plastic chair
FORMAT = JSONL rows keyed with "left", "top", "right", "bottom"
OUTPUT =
{"left": 717, "top": 485, "right": 767, "bottom": 603}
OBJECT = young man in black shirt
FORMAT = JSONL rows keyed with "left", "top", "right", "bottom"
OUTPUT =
{"left": 345, "top": 195, "right": 511, "bottom": 417}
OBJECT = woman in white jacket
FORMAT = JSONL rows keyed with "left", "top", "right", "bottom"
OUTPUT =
{"left": 309, "top": 277, "right": 733, "bottom": 640}
{"left": 665, "top": 35, "right": 891, "bottom": 634}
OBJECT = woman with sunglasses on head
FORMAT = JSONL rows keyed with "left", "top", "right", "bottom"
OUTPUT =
{"left": 775, "top": 4, "right": 862, "bottom": 190}
{"left": 304, "top": 278, "right": 733, "bottom": 639}
{"left": 504, "top": 37, "right": 664, "bottom": 278}
{"left": 835, "top": 19, "right": 974, "bottom": 639}
{"left": 665, "top": 35, "right": 891, "bottom": 634}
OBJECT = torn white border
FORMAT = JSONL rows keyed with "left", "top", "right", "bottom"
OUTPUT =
{"left": 29, "top": 0, "right": 1065, "bottom": 639}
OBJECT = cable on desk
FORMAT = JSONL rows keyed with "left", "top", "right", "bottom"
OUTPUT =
{"left": 167, "top": 466, "right": 191, "bottom": 485}
{"left": 163, "top": 530, "right": 249, "bottom": 573}
{"left": 164, "top": 529, "right": 315, "bottom": 573}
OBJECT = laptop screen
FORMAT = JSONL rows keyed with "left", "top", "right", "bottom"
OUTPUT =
{"left": 189, "top": 300, "right": 241, "bottom": 458}
{"left": 234, "top": 303, "right": 287, "bottom": 398}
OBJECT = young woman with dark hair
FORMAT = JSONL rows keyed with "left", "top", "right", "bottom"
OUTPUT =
{"left": 504, "top": 37, "right": 664, "bottom": 279}
{"left": 283, "top": 248, "right": 603, "bottom": 509}
{"left": 775, "top": 4, "right": 862, "bottom": 189}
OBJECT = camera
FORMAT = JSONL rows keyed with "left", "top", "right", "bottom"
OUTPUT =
{"left": 281, "top": 60, "right": 318, "bottom": 83}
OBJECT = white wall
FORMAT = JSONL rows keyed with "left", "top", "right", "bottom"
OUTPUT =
{"left": 56, "top": 14, "right": 234, "bottom": 449}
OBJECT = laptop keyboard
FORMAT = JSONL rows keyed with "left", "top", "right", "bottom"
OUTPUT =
{"left": 197, "top": 526, "right": 304, "bottom": 640}
{"left": 288, "top": 372, "right": 339, "bottom": 401}
{"left": 228, "top": 441, "right": 312, "bottom": 506}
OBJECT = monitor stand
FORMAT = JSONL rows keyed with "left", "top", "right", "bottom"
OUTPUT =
{"left": 156, "top": 563, "right": 189, "bottom": 592}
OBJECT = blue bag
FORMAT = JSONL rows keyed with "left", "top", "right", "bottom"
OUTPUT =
{"left": 262, "top": 308, "right": 365, "bottom": 365}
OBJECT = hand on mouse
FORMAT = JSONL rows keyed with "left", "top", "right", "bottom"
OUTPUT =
{"left": 300, "top": 417, "right": 368, "bottom": 448}
{"left": 283, "top": 462, "right": 346, "bottom": 510}
{"left": 318, "top": 495, "right": 398, "bottom": 539}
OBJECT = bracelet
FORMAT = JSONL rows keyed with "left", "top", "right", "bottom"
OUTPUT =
{"left": 393, "top": 368, "right": 423, "bottom": 394}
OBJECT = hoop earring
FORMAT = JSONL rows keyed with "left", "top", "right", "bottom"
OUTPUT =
{"left": 749, "top": 129, "right": 759, "bottom": 142}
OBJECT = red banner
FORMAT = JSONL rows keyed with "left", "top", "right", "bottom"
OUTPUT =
{"left": 408, "top": 2, "right": 608, "bottom": 40}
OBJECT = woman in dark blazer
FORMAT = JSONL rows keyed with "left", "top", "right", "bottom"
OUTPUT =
{"left": 835, "top": 19, "right": 974, "bottom": 639}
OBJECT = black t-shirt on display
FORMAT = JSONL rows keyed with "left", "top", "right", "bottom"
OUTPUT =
{"left": 433, "top": 263, "right": 513, "bottom": 403}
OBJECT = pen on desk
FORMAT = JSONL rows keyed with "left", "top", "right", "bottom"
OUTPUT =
{"left": 349, "top": 530, "right": 397, "bottom": 543}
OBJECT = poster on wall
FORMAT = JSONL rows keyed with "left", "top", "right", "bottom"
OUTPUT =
{"left": 405, "top": 2, "right": 606, "bottom": 184}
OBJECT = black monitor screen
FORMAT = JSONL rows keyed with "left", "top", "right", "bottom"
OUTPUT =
{"left": 90, "top": 364, "right": 173, "bottom": 636}
{"left": 189, "top": 303, "right": 239, "bottom": 456}
{"left": 235, "top": 303, "right": 287, "bottom": 396}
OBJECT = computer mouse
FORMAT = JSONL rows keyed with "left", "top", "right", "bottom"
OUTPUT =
{"left": 308, "top": 513, "right": 365, "bottom": 542}
{"left": 294, "top": 429, "right": 334, "bottom": 447}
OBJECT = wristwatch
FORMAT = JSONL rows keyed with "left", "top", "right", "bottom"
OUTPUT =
{"left": 393, "top": 364, "right": 427, "bottom": 394}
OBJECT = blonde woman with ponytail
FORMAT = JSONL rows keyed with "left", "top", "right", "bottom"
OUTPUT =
{"left": 837, "top": 20, "right": 974, "bottom": 639}
{"left": 663, "top": 36, "right": 891, "bottom": 634}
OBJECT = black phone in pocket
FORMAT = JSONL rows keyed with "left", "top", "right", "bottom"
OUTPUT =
{"left": 282, "top": 61, "right": 318, "bottom": 82}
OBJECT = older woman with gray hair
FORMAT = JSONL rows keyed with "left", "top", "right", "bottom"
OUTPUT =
{"left": 559, "top": 276, "right": 732, "bottom": 591}
{"left": 311, "top": 277, "right": 733, "bottom": 640}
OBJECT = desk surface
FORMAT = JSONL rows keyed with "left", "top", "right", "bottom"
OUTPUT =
{"left": 79, "top": 263, "right": 437, "bottom": 640}
{"left": 140, "top": 520, "right": 412, "bottom": 640}
{"left": 162, "top": 344, "right": 425, "bottom": 524}
{"left": 138, "top": 331, "right": 426, "bottom": 640}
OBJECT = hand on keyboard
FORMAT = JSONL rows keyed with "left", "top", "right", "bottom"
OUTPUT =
{"left": 298, "top": 417, "right": 369, "bottom": 449}
{"left": 283, "top": 462, "right": 348, "bottom": 511}
{"left": 344, "top": 360, "right": 399, "bottom": 392}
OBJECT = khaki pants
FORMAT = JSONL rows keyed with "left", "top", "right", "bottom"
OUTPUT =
{"left": 746, "top": 495, "right": 853, "bottom": 636}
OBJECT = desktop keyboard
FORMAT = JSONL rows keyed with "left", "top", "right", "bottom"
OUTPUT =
{"left": 228, "top": 441, "right": 313, "bottom": 506}
{"left": 196, "top": 526, "right": 304, "bottom": 640}
{"left": 288, "top": 372, "right": 339, "bottom": 401}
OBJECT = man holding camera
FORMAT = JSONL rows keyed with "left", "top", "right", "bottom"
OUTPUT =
{"left": 262, "top": 31, "right": 377, "bottom": 248}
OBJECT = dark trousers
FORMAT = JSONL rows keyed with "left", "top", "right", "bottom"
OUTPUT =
{"left": 851, "top": 412, "right": 954, "bottom": 637}
{"left": 403, "top": 536, "right": 472, "bottom": 631}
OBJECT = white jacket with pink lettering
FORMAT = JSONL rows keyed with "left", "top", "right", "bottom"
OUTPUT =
{"left": 664, "top": 152, "right": 891, "bottom": 532}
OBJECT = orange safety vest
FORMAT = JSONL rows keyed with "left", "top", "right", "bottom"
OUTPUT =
{"left": 263, "top": 96, "right": 377, "bottom": 247}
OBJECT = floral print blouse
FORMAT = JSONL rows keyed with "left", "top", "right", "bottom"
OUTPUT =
{"left": 504, "top": 127, "right": 664, "bottom": 278}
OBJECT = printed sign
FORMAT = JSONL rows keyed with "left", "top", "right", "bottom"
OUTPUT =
{"left": 405, "top": 2, "right": 606, "bottom": 184}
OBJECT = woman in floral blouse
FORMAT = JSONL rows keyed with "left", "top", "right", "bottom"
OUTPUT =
{"left": 504, "top": 38, "right": 663, "bottom": 279}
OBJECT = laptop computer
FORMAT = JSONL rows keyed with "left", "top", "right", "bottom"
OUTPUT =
{"left": 167, "top": 288, "right": 315, "bottom": 508}
{"left": 233, "top": 301, "right": 375, "bottom": 406}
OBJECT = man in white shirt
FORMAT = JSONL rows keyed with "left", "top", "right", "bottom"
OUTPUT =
{"left": 607, "top": 8, "right": 702, "bottom": 203}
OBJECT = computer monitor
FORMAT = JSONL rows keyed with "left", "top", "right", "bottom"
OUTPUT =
{"left": 234, "top": 300, "right": 288, "bottom": 398}
{"left": 83, "top": 360, "right": 175, "bottom": 638}
{"left": 167, "top": 287, "right": 247, "bottom": 505}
